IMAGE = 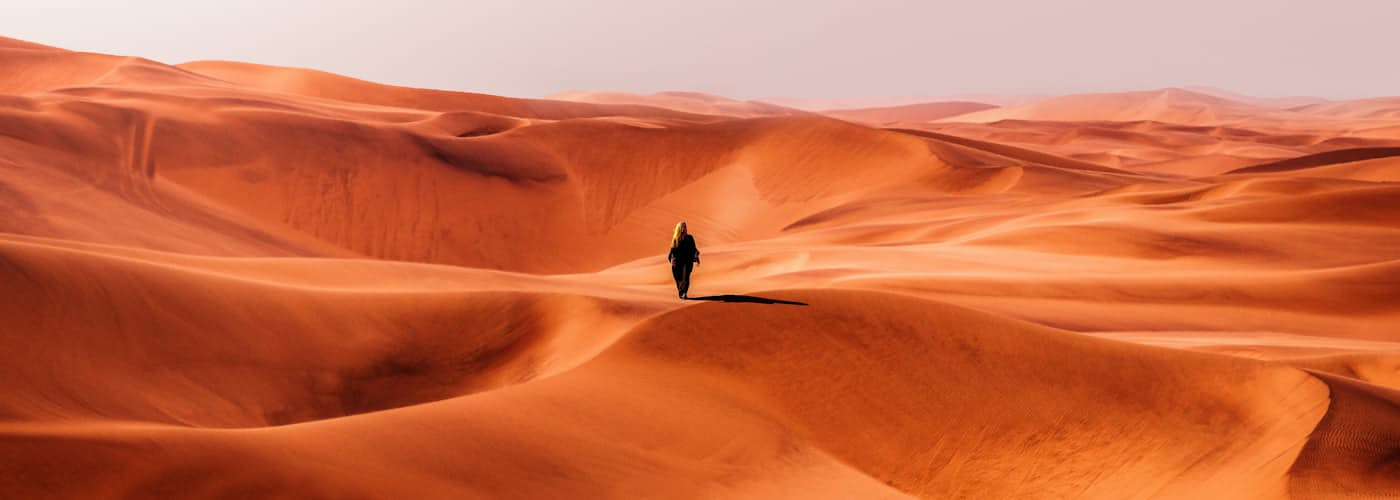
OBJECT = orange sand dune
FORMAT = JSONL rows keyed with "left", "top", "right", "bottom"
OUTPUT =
{"left": 1291, "top": 97, "right": 1400, "bottom": 119}
{"left": 903, "top": 114, "right": 1400, "bottom": 176}
{"left": 819, "top": 101, "right": 998, "bottom": 124}
{"left": 1180, "top": 86, "right": 1328, "bottom": 110}
{"left": 3, "top": 37, "right": 1400, "bottom": 499}
{"left": 548, "top": 90, "right": 806, "bottom": 118}
{"left": 941, "top": 88, "right": 1294, "bottom": 126}
{"left": 178, "top": 60, "right": 717, "bottom": 122}
{"left": 1226, "top": 146, "right": 1400, "bottom": 176}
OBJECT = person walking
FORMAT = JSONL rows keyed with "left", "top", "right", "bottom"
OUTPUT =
{"left": 668, "top": 221, "right": 700, "bottom": 299}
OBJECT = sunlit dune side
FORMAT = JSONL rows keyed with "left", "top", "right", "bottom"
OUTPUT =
{"left": 3, "top": 37, "right": 1400, "bottom": 499}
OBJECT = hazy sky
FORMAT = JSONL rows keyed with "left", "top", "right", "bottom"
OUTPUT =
{"left": 4, "top": 0, "right": 1397, "bottom": 100}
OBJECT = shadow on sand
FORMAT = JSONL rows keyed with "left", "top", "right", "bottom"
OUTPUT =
{"left": 685, "top": 294, "right": 808, "bottom": 306}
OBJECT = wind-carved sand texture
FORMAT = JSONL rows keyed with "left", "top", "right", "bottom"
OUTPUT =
{"left": 2, "top": 36, "right": 1399, "bottom": 499}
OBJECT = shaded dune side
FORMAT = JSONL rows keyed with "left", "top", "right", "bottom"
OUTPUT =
{"left": 1283, "top": 352, "right": 1400, "bottom": 390}
{"left": 1245, "top": 156, "right": 1400, "bottom": 183}
{"left": 1227, "top": 147, "right": 1400, "bottom": 175}
{"left": 1288, "top": 372, "right": 1400, "bottom": 498}
{"left": 0, "top": 236, "right": 650, "bottom": 427}
{"left": 1190, "top": 184, "right": 1400, "bottom": 226}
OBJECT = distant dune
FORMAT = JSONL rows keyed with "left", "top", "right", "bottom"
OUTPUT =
{"left": 3, "top": 37, "right": 1400, "bottom": 499}
{"left": 766, "top": 93, "right": 1048, "bottom": 110}
{"left": 1226, "top": 147, "right": 1400, "bottom": 176}
{"left": 1289, "top": 97, "right": 1400, "bottom": 119}
{"left": 819, "top": 100, "right": 998, "bottom": 124}
{"left": 939, "top": 88, "right": 1301, "bottom": 125}
{"left": 547, "top": 90, "right": 806, "bottom": 117}
{"left": 1180, "top": 86, "right": 1327, "bottom": 109}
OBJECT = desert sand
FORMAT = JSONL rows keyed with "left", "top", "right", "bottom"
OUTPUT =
{"left": 2, "top": 36, "right": 1398, "bottom": 499}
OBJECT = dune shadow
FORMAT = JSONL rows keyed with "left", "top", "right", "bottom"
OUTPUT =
{"left": 685, "top": 294, "right": 808, "bottom": 306}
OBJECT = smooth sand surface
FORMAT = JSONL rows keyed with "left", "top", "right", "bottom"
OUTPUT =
{"left": 3, "top": 37, "right": 1399, "bottom": 498}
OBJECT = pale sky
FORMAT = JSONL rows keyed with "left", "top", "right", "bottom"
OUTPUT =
{"left": 3, "top": 0, "right": 1397, "bottom": 100}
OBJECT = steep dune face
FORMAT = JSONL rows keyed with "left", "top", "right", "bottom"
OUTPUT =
{"left": 1288, "top": 373, "right": 1400, "bottom": 497}
{"left": 4, "top": 37, "right": 1400, "bottom": 499}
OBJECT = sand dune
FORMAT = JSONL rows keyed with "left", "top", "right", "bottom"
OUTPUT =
{"left": 819, "top": 101, "right": 998, "bottom": 124}
{"left": 3, "top": 37, "right": 1400, "bottom": 499}
{"left": 940, "top": 88, "right": 1289, "bottom": 125}
{"left": 548, "top": 90, "right": 805, "bottom": 118}
{"left": 1291, "top": 97, "right": 1400, "bottom": 120}
{"left": 1180, "top": 86, "right": 1327, "bottom": 110}
{"left": 1226, "top": 146, "right": 1400, "bottom": 176}
{"left": 178, "top": 60, "right": 717, "bottom": 122}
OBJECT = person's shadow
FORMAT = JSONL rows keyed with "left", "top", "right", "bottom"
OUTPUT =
{"left": 685, "top": 294, "right": 808, "bottom": 306}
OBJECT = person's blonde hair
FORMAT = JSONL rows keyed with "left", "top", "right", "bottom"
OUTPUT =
{"left": 671, "top": 221, "right": 686, "bottom": 248}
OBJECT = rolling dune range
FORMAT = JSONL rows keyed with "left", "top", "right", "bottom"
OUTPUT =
{"left": 2, "top": 36, "right": 1399, "bottom": 498}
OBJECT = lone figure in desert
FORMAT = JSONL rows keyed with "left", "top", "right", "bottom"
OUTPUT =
{"left": 668, "top": 221, "right": 701, "bottom": 299}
